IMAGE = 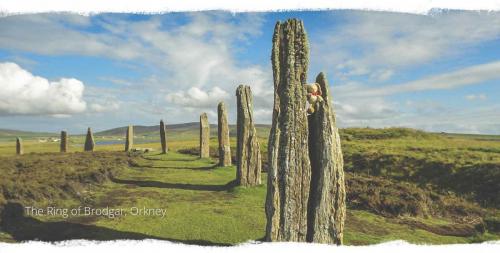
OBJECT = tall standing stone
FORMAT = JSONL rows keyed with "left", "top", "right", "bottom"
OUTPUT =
{"left": 199, "top": 113, "right": 210, "bottom": 158}
{"left": 16, "top": 137, "right": 23, "bottom": 155}
{"left": 217, "top": 102, "right": 231, "bottom": 166}
{"left": 236, "top": 85, "right": 261, "bottom": 186}
{"left": 60, "top": 131, "right": 68, "bottom": 152}
{"left": 306, "top": 72, "right": 346, "bottom": 245}
{"left": 84, "top": 127, "right": 95, "bottom": 152}
{"left": 265, "top": 19, "right": 311, "bottom": 242}
{"left": 160, "top": 120, "right": 168, "bottom": 154}
{"left": 125, "top": 125, "right": 133, "bottom": 151}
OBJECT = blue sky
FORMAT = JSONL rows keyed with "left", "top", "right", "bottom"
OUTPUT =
{"left": 0, "top": 10, "right": 499, "bottom": 134}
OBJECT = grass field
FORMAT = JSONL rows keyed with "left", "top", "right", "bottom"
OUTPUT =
{"left": 0, "top": 127, "right": 499, "bottom": 245}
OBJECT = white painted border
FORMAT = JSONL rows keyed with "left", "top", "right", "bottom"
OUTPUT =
{"left": 1, "top": 0, "right": 500, "bottom": 252}
{"left": 0, "top": 0, "right": 500, "bottom": 15}
{"left": 0, "top": 240, "right": 500, "bottom": 253}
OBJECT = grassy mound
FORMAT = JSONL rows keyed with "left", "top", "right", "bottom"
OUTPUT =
{"left": 342, "top": 128, "right": 500, "bottom": 208}
{"left": 341, "top": 127, "right": 432, "bottom": 140}
{"left": 346, "top": 173, "right": 484, "bottom": 219}
{"left": 0, "top": 151, "right": 135, "bottom": 208}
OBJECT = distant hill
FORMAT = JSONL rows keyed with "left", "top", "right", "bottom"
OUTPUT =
{"left": 0, "top": 128, "right": 56, "bottom": 139}
{"left": 95, "top": 122, "right": 272, "bottom": 138}
{"left": 3, "top": 124, "right": 497, "bottom": 142}
{"left": 0, "top": 123, "right": 272, "bottom": 141}
{"left": 96, "top": 122, "right": 200, "bottom": 136}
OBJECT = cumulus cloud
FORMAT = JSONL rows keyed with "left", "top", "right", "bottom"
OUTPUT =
{"left": 306, "top": 11, "right": 500, "bottom": 134}
{"left": 0, "top": 62, "right": 87, "bottom": 116}
{"left": 313, "top": 11, "right": 500, "bottom": 81}
{"left": 166, "top": 87, "right": 230, "bottom": 108}
{"left": 1, "top": 12, "right": 498, "bottom": 134}
{"left": 0, "top": 13, "right": 272, "bottom": 123}
{"left": 119, "top": 13, "right": 272, "bottom": 121}
{"left": 334, "top": 97, "right": 399, "bottom": 125}
{"left": 82, "top": 86, "right": 123, "bottom": 113}
{"left": 89, "top": 101, "right": 121, "bottom": 113}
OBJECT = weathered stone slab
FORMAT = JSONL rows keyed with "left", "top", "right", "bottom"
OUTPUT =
{"left": 125, "top": 125, "right": 133, "bottom": 151}
{"left": 84, "top": 127, "right": 95, "bottom": 152}
{"left": 306, "top": 72, "right": 346, "bottom": 245}
{"left": 236, "top": 85, "right": 261, "bottom": 186}
{"left": 265, "top": 18, "right": 311, "bottom": 242}
{"left": 218, "top": 102, "right": 231, "bottom": 166}
{"left": 160, "top": 120, "right": 168, "bottom": 154}
{"left": 60, "top": 131, "right": 68, "bottom": 152}
{"left": 265, "top": 18, "right": 346, "bottom": 245}
{"left": 199, "top": 113, "right": 210, "bottom": 158}
{"left": 16, "top": 137, "right": 23, "bottom": 155}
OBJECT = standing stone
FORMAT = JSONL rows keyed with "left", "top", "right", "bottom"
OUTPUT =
{"left": 199, "top": 113, "right": 210, "bottom": 158}
{"left": 217, "top": 102, "right": 231, "bottom": 166}
{"left": 125, "top": 125, "right": 133, "bottom": 151}
{"left": 160, "top": 120, "right": 168, "bottom": 154}
{"left": 60, "top": 131, "right": 68, "bottom": 152}
{"left": 84, "top": 127, "right": 95, "bottom": 152}
{"left": 265, "top": 19, "right": 311, "bottom": 242}
{"left": 306, "top": 72, "right": 346, "bottom": 245}
{"left": 236, "top": 85, "right": 262, "bottom": 186}
{"left": 16, "top": 137, "right": 23, "bottom": 155}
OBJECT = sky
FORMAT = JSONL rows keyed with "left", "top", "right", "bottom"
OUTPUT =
{"left": 0, "top": 10, "right": 499, "bottom": 134}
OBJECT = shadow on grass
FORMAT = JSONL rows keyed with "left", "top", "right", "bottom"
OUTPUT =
{"left": 140, "top": 156, "right": 164, "bottom": 161}
{"left": 110, "top": 177, "right": 238, "bottom": 192}
{"left": 141, "top": 156, "right": 201, "bottom": 162}
{"left": 149, "top": 153, "right": 166, "bottom": 156}
{"left": 0, "top": 202, "right": 230, "bottom": 246}
{"left": 140, "top": 164, "right": 218, "bottom": 171}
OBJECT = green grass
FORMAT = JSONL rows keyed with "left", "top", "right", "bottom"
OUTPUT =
{"left": 0, "top": 127, "right": 499, "bottom": 245}
{"left": 89, "top": 154, "right": 265, "bottom": 244}
{"left": 0, "top": 151, "right": 268, "bottom": 244}
{"left": 82, "top": 151, "right": 267, "bottom": 244}
{"left": 1, "top": 150, "right": 498, "bottom": 245}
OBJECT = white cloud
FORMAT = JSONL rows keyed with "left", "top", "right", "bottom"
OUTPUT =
{"left": 389, "top": 104, "right": 500, "bottom": 134}
{"left": 82, "top": 86, "right": 124, "bottom": 113}
{"left": 116, "top": 13, "right": 272, "bottom": 121}
{"left": 313, "top": 11, "right": 500, "bottom": 134}
{"left": 89, "top": 101, "right": 120, "bottom": 113}
{"left": 0, "top": 14, "right": 143, "bottom": 60}
{"left": 465, "top": 94, "right": 487, "bottom": 101}
{"left": 0, "top": 13, "right": 272, "bottom": 123}
{"left": 99, "top": 77, "right": 134, "bottom": 87}
{"left": 333, "top": 96, "right": 500, "bottom": 134}
{"left": 166, "top": 86, "right": 229, "bottom": 108}
{"left": 312, "top": 11, "right": 500, "bottom": 81}
{"left": 334, "top": 97, "right": 399, "bottom": 123}
{"left": 1, "top": 12, "right": 498, "bottom": 134}
{"left": 329, "top": 60, "right": 500, "bottom": 132}
{"left": 337, "top": 61, "right": 500, "bottom": 97}
{"left": 369, "top": 69, "right": 394, "bottom": 82}
{"left": 0, "top": 62, "right": 87, "bottom": 116}
{"left": 253, "top": 108, "right": 273, "bottom": 122}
